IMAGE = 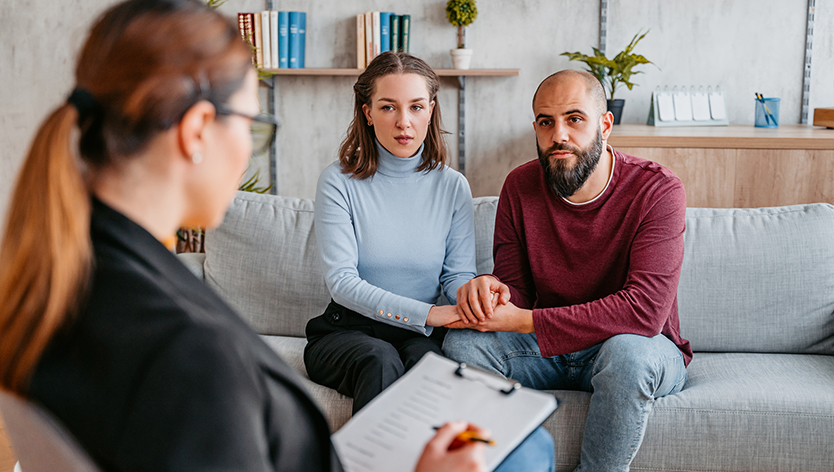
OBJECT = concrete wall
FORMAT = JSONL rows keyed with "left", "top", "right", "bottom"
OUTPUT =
{"left": 1, "top": 0, "right": 830, "bottom": 228}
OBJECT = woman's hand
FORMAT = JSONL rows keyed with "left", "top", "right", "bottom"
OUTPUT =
{"left": 414, "top": 422, "right": 487, "bottom": 472}
{"left": 426, "top": 305, "right": 461, "bottom": 327}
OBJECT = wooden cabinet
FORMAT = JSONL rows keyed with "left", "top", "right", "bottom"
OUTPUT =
{"left": 608, "top": 124, "right": 834, "bottom": 208}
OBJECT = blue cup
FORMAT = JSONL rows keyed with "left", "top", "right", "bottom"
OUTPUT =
{"left": 755, "top": 98, "right": 780, "bottom": 128}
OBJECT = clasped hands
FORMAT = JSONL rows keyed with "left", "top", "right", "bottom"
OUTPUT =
{"left": 425, "top": 276, "right": 535, "bottom": 333}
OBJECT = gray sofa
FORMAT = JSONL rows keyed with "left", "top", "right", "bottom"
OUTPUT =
{"left": 179, "top": 190, "right": 834, "bottom": 472}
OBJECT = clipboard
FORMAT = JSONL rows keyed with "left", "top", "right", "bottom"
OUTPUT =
{"left": 331, "top": 352, "right": 557, "bottom": 472}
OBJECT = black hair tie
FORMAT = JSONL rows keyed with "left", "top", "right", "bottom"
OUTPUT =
{"left": 67, "top": 87, "right": 100, "bottom": 121}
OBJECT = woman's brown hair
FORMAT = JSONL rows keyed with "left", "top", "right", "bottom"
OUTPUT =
{"left": 0, "top": 0, "right": 252, "bottom": 393}
{"left": 339, "top": 52, "right": 449, "bottom": 179}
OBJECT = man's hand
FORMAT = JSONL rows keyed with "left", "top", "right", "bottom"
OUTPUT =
{"left": 426, "top": 305, "right": 461, "bottom": 327}
{"left": 414, "top": 422, "right": 487, "bottom": 472}
{"left": 456, "top": 275, "right": 511, "bottom": 324}
{"left": 445, "top": 301, "right": 534, "bottom": 334}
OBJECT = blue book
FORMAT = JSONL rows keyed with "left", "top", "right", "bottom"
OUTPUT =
{"left": 288, "top": 11, "right": 301, "bottom": 69}
{"left": 278, "top": 11, "right": 289, "bottom": 68}
{"left": 379, "top": 12, "right": 392, "bottom": 53}
{"left": 298, "top": 12, "right": 307, "bottom": 68}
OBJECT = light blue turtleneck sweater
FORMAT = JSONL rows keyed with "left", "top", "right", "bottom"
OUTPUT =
{"left": 314, "top": 141, "right": 476, "bottom": 335}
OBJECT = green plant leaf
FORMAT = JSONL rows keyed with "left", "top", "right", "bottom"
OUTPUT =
{"left": 446, "top": 0, "right": 478, "bottom": 27}
{"left": 559, "top": 28, "right": 655, "bottom": 99}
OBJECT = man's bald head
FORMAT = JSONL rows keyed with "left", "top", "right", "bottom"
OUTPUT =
{"left": 532, "top": 70, "right": 608, "bottom": 118}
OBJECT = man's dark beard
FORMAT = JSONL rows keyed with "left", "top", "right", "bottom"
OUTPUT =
{"left": 537, "top": 128, "right": 604, "bottom": 198}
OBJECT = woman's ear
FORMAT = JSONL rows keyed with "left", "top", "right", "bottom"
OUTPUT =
{"left": 362, "top": 103, "right": 373, "bottom": 126}
{"left": 177, "top": 101, "right": 217, "bottom": 163}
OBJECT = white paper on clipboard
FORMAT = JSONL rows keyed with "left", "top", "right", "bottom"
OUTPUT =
{"left": 331, "top": 352, "right": 557, "bottom": 472}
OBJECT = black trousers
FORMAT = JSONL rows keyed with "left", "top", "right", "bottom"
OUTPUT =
{"left": 304, "top": 300, "right": 447, "bottom": 413}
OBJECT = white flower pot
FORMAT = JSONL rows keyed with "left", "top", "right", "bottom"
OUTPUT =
{"left": 450, "top": 48, "right": 473, "bottom": 70}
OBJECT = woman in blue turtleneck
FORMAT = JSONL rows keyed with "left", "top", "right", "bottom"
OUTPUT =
{"left": 304, "top": 52, "right": 476, "bottom": 413}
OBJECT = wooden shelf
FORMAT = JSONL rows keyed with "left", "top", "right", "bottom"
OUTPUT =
{"left": 609, "top": 124, "right": 834, "bottom": 150}
{"left": 261, "top": 68, "right": 519, "bottom": 77}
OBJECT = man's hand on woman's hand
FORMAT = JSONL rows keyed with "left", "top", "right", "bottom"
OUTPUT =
{"left": 414, "top": 422, "right": 487, "bottom": 472}
{"left": 456, "top": 275, "right": 511, "bottom": 324}
{"left": 444, "top": 301, "right": 535, "bottom": 333}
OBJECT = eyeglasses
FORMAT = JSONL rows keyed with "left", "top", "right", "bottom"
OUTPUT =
{"left": 214, "top": 103, "right": 280, "bottom": 155}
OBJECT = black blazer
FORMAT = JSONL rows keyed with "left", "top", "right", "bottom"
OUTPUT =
{"left": 30, "top": 199, "right": 342, "bottom": 472}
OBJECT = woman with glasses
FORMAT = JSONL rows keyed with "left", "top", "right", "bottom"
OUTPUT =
{"left": 0, "top": 1, "right": 493, "bottom": 471}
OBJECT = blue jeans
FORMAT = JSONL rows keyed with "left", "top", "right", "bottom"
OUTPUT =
{"left": 443, "top": 332, "right": 687, "bottom": 472}
{"left": 494, "top": 426, "right": 554, "bottom": 472}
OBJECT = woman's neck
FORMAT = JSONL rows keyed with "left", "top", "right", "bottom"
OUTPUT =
{"left": 90, "top": 152, "right": 184, "bottom": 244}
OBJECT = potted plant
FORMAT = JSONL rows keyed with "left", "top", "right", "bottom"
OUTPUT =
{"left": 446, "top": 0, "right": 478, "bottom": 69}
{"left": 561, "top": 30, "right": 655, "bottom": 124}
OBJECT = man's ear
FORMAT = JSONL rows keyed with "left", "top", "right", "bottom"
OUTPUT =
{"left": 177, "top": 101, "right": 217, "bottom": 162}
{"left": 600, "top": 111, "right": 614, "bottom": 141}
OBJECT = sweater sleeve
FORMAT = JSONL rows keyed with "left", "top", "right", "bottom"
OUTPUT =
{"left": 439, "top": 174, "right": 477, "bottom": 305}
{"left": 532, "top": 179, "right": 687, "bottom": 358}
{"left": 492, "top": 177, "right": 537, "bottom": 309}
{"left": 314, "top": 165, "right": 433, "bottom": 335}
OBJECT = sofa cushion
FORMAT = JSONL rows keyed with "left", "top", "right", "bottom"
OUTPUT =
{"left": 543, "top": 352, "right": 834, "bottom": 471}
{"left": 473, "top": 197, "right": 498, "bottom": 275}
{"left": 678, "top": 204, "right": 834, "bottom": 354}
{"left": 205, "top": 191, "right": 330, "bottom": 337}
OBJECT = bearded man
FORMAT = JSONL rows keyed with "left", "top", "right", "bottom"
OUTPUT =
{"left": 442, "top": 70, "right": 692, "bottom": 472}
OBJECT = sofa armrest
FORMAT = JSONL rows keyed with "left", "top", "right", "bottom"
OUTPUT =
{"left": 177, "top": 252, "right": 206, "bottom": 280}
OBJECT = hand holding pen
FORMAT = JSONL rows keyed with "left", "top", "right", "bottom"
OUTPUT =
{"left": 415, "top": 422, "right": 489, "bottom": 472}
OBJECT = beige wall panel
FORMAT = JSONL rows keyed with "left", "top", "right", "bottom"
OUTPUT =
{"left": 735, "top": 150, "right": 834, "bottom": 207}
{"left": 809, "top": 151, "right": 834, "bottom": 204}
{"left": 618, "top": 147, "right": 737, "bottom": 208}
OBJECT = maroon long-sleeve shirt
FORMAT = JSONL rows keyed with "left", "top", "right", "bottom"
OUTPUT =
{"left": 493, "top": 149, "right": 692, "bottom": 365}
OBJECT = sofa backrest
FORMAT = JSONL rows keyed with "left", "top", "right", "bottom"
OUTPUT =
{"left": 205, "top": 192, "right": 327, "bottom": 337}
{"left": 205, "top": 193, "right": 500, "bottom": 338}
{"left": 205, "top": 192, "right": 834, "bottom": 355}
{"left": 678, "top": 205, "right": 834, "bottom": 354}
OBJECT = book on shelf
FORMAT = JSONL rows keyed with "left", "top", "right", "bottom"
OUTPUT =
{"left": 237, "top": 13, "right": 256, "bottom": 66}
{"left": 400, "top": 14, "right": 410, "bottom": 53}
{"left": 236, "top": 10, "right": 305, "bottom": 70}
{"left": 358, "top": 11, "right": 410, "bottom": 67}
{"left": 364, "top": 11, "right": 373, "bottom": 67}
{"left": 288, "top": 11, "right": 301, "bottom": 69}
{"left": 356, "top": 14, "right": 366, "bottom": 69}
{"left": 298, "top": 12, "right": 307, "bottom": 68}
{"left": 253, "top": 12, "right": 263, "bottom": 68}
{"left": 278, "top": 11, "right": 289, "bottom": 68}
{"left": 371, "top": 12, "right": 381, "bottom": 60}
{"left": 380, "top": 12, "right": 392, "bottom": 53}
{"left": 269, "top": 11, "right": 278, "bottom": 68}
{"left": 260, "top": 11, "right": 271, "bottom": 69}
{"left": 390, "top": 14, "right": 400, "bottom": 52}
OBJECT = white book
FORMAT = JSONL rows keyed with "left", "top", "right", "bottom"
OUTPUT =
{"left": 364, "top": 11, "right": 373, "bottom": 63}
{"left": 371, "top": 11, "right": 381, "bottom": 59}
{"left": 260, "top": 11, "right": 271, "bottom": 69}
{"left": 270, "top": 11, "right": 279, "bottom": 69}
{"left": 356, "top": 14, "right": 366, "bottom": 69}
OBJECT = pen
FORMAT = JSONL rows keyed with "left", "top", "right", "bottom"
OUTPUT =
{"left": 756, "top": 93, "right": 778, "bottom": 126}
{"left": 433, "top": 426, "right": 496, "bottom": 446}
